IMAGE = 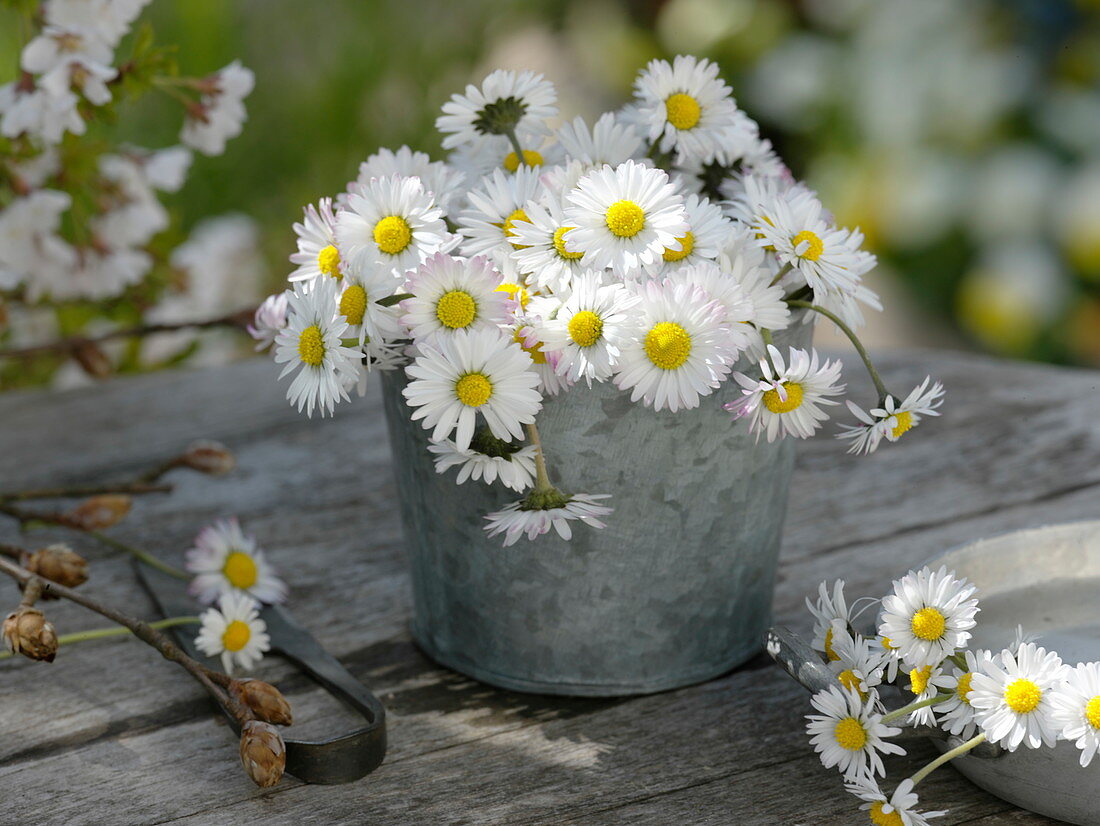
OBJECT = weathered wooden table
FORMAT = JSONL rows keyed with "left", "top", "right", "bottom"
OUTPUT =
{"left": 2, "top": 348, "right": 1095, "bottom": 825}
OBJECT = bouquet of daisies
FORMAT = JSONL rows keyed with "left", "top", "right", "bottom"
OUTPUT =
{"left": 795, "top": 568, "right": 1100, "bottom": 824}
{"left": 254, "top": 55, "right": 945, "bottom": 546}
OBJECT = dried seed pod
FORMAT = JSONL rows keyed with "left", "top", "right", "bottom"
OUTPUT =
{"left": 65, "top": 494, "right": 131, "bottom": 531}
{"left": 2, "top": 606, "right": 58, "bottom": 662}
{"left": 239, "top": 720, "right": 286, "bottom": 788}
{"left": 25, "top": 544, "right": 88, "bottom": 589}
{"left": 71, "top": 340, "right": 112, "bottom": 379}
{"left": 230, "top": 679, "right": 293, "bottom": 726}
{"left": 179, "top": 440, "right": 235, "bottom": 476}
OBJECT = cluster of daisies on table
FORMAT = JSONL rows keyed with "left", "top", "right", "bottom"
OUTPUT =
{"left": 186, "top": 518, "right": 286, "bottom": 674}
{"left": 250, "top": 56, "right": 946, "bottom": 546}
{"left": 801, "top": 567, "right": 1100, "bottom": 825}
{"left": 0, "top": 0, "right": 254, "bottom": 301}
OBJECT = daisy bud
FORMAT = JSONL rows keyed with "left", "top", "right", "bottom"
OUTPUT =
{"left": 230, "top": 679, "right": 293, "bottom": 726}
{"left": 71, "top": 340, "right": 112, "bottom": 379}
{"left": 180, "top": 440, "right": 236, "bottom": 476}
{"left": 64, "top": 494, "right": 131, "bottom": 531}
{"left": 25, "top": 544, "right": 88, "bottom": 590}
{"left": 239, "top": 720, "right": 286, "bottom": 788}
{"left": 3, "top": 606, "right": 59, "bottom": 662}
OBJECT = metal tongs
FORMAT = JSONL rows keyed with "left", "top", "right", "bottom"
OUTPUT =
{"left": 137, "top": 563, "right": 387, "bottom": 784}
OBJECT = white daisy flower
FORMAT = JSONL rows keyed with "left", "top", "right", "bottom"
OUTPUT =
{"left": 554, "top": 112, "right": 644, "bottom": 169}
{"left": 879, "top": 636, "right": 904, "bottom": 685}
{"left": 436, "top": 69, "right": 557, "bottom": 150}
{"left": 457, "top": 166, "right": 544, "bottom": 261}
{"left": 614, "top": 278, "right": 737, "bottom": 413}
{"left": 337, "top": 175, "right": 450, "bottom": 277}
{"left": 449, "top": 132, "right": 562, "bottom": 183}
{"left": 806, "top": 685, "right": 904, "bottom": 781}
{"left": 846, "top": 777, "right": 945, "bottom": 826}
{"left": 195, "top": 592, "right": 270, "bottom": 674}
{"left": 564, "top": 160, "right": 688, "bottom": 272}
{"left": 806, "top": 580, "right": 850, "bottom": 662}
{"left": 180, "top": 61, "right": 254, "bottom": 157}
{"left": 666, "top": 261, "right": 754, "bottom": 349}
{"left": 829, "top": 625, "right": 887, "bottom": 702}
{"left": 878, "top": 566, "right": 980, "bottom": 668}
{"left": 838, "top": 378, "right": 946, "bottom": 456}
{"left": 289, "top": 197, "right": 344, "bottom": 284}
{"left": 401, "top": 326, "right": 542, "bottom": 450}
{"left": 337, "top": 264, "right": 402, "bottom": 347}
{"left": 905, "top": 662, "right": 953, "bottom": 726}
{"left": 644, "top": 193, "right": 731, "bottom": 275}
{"left": 400, "top": 252, "right": 510, "bottom": 341}
{"left": 969, "top": 643, "right": 1069, "bottom": 750}
{"left": 626, "top": 55, "right": 743, "bottom": 165}
{"left": 484, "top": 493, "right": 613, "bottom": 546}
{"left": 507, "top": 197, "right": 588, "bottom": 293}
{"left": 273, "top": 280, "right": 363, "bottom": 417}
{"left": 1050, "top": 661, "right": 1100, "bottom": 767}
{"left": 727, "top": 346, "right": 845, "bottom": 442}
{"left": 939, "top": 648, "right": 996, "bottom": 739}
{"left": 427, "top": 430, "right": 538, "bottom": 493}
{"left": 346, "top": 145, "right": 465, "bottom": 214}
{"left": 514, "top": 324, "right": 573, "bottom": 397}
{"left": 538, "top": 271, "right": 641, "bottom": 385}
{"left": 185, "top": 518, "right": 288, "bottom": 606}
{"left": 247, "top": 292, "right": 289, "bottom": 352}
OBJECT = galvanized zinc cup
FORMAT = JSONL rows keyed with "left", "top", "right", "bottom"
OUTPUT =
{"left": 381, "top": 324, "right": 810, "bottom": 696}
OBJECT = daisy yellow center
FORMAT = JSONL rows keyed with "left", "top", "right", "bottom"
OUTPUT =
{"left": 496, "top": 282, "right": 530, "bottom": 309}
{"left": 297, "top": 325, "right": 326, "bottom": 367}
{"left": 1004, "top": 678, "right": 1042, "bottom": 714}
{"left": 824, "top": 626, "right": 840, "bottom": 661}
{"left": 762, "top": 382, "right": 804, "bottom": 414}
{"left": 665, "top": 92, "right": 701, "bottom": 130}
{"left": 222, "top": 620, "right": 251, "bottom": 652}
{"left": 339, "top": 284, "right": 368, "bottom": 325}
{"left": 553, "top": 226, "right": 584, "bottom": 260}
{"left": 605, "top": 200, "right": 646, "bottom": 238}
{"left": 455, "top": 372, "right": 493, "bottom": 407}
{"left": 317, "top": 244, "right": 342, "bottom": 279}
{"left": 662, "top": 231, "right": 695, "bottom": 262}
{"left": 869, "top": 802, "right": 904, "bottom": 826}
{"left": 910, "top": 607, "right": 946, "bottom": 641}
{"left": 222, "top": 551, "right": 258, "bottom": 590}
{"left": 436, "top": 290, "right": 477, "bottom": 329}
{"left": 792, "top": 229, "right": 824, "bottom": 261}
{"left": 514, "top": 330, "right": 546, "bottom": 365}
{"left": 643, "top": 321, "right": 692, "bottom": 370}
{"left": 373, "top": 215, "right": 412, "bottom": 256}
{"left": 838, "top": 669, "right": 866, "bottom": 700}
{"left": 910, "top": 665, "right": 932, "bottom": 696}
{"left": 568, "top": 310, "right": 604, "bottom": 348}
{"left": 503, "top": 149, "right": 544, "bottom": 172}
{"left": 881, "top": 636, "right": 897, "bottom": 651}
{"left": 956, "top": 672, "right": 975, "bottom": 705}
{"left": 833, "top": 717, "right": 867, "bottom": 751}
{"left": 1085, "top": 696, "right": 1100, "bottom": 730}
{"left": 503, "top": 208, "right": 531, "bottom": 247}
{"left": 891, "top": 411, "right": 914, "bottom": 439}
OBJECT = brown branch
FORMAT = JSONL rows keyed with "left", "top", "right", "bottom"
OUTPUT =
{"left": 0, "top": 307, "right": 256, "bottom": 361}
{"left": 0, "top": 481, "right": 172, "bottom": 502}
{"left": 0, "top": 556, "right": 251, "bottom": 723}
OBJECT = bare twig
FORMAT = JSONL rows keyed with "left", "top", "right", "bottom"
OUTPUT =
{"left": 0, "top": 481, "right": 172, "bottom": 502}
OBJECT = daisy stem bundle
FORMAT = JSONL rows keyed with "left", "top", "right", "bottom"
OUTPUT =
{"left": 0, "top": 616, "right": 200, "bottom": 661}
{"left": 524, "top": 422, "right": 554, "bottom": 493}
{"left": 786, "top": 299, "right": 890, "bottom": 404}
{"left": 84, "top": 530, "right": 190, "bottom": 581}
{"left": 909, "top": 732, "right": 987, "bottom": 786}
{"left": 880, "top": 692, "right": 953, "bottom": 724}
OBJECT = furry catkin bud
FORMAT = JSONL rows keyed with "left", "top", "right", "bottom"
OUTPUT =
{"left": 26, "top": 544, "right": 88, "bottom": 589}
{"left": 230, "top": 679, "right": 293, "bottom": 726}
{"left": 3, "top": 606, "right": 58, "bottom": 662}
{"left": 239, "top": 720, "right": 286, "bottom": 788}
{"left": 180, "top": 441, "right": 235, "bottom": 475}
{"left": 65, "top": 494, "right": 131, "bottom": 531}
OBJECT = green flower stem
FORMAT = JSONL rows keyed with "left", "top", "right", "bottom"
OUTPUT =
{"left": 909, "top": 733, "right": 988, "bottom": 786}
{"left": 86, "top": 530, "right": 189, "bottom": 580}
{"left": 880, "top": 693, "right": 952, "bottom": 724}
{"left": 0, "top": 616, "right": 200, "bottom": 661}
{"left": 503, "top": 128, "right": 527, "bottom": 166}
{"left": 524, "top": 422, "right": 554, "bottom": 494}
{"left": 785, "top": 299, "right": 890, "bottom": 404}
{"left": 768, "top": 262, "right": 793, "bottom": 287}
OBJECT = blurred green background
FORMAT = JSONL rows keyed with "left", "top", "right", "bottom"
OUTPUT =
{"left": 5, "top": 0, "right": 1100, "bottom": 368}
